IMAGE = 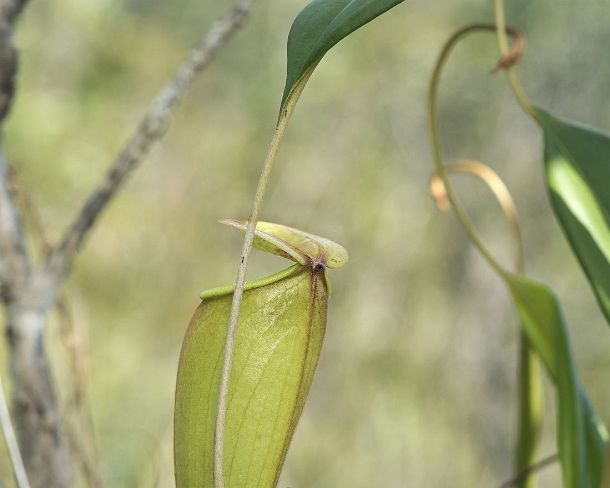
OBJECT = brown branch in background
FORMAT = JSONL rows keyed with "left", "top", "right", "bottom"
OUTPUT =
{"left": 0, "top": 0, "right": 31, "bottom": 295}
{"left": 0, "top": 0, "right": 30, "bottom": 29}
{"left": 0, "top": 27, "right": 17, "bottom": 122}
{"left": 0, "top": 0, "right": 257, "bottom": 485}
{"left": 0, "top": 0, "right": 30, "bottom": 121}
{"left": 0, "top": 2, "right": 73, "bottom": 487}
{"left": 40, "top": 0, "right": 256, "bottom": 308}
{"left": 0, "top": 150, "right": 29, "bottom": 296}
{"left": 498, "top": 453, "right": 559, "bottom": 488}
{"left": 9, "top": 169, "right": 104, "bottom": 487}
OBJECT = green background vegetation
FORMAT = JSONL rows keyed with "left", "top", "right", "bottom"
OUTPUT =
{"left": 1, "top": 0, "right": 610, "bottom": 486}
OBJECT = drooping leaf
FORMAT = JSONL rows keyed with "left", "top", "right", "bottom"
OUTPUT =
{"left": 174, "top": 222, "right": 347, "bottom": 487}
{"left": 535, "top": 107, "right": 610, "bottom": 324}
{"left": 219, "top": 219, "right": 349, "bottom": 269}
{"left": 508, "top": 275, "right": 608, "bottom": 488}
{"left": 281, "top": 0, "right": 406, "bottom": 110}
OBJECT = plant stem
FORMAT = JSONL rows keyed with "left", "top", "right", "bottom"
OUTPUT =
{"left": 431, "top": 159, "right": 542, "bottom": 486}
{"left": 213, "top": 71, "right": 314, "bottom": 488}
{"left": 430, "top": 160, "right": 524, "bottom": 272}
{"left": 428, "top": 23, "right": 543, "bottom": 487}
{"left": 513, "top": 201, "right": 542, "bottom": 488}
{"left": 0, "top": 377, "right": 30, "bottom": 488}
{"left": 493, "top": 0, "right": 536, "bottom": 119}
{"left": 513, "top": 201, "right": 541, "bottom": 488}
{"left": 515, "top": 337, "right": 542, "bottom": 488}
{"left": 427, "top": 24, "right": 511, "bottom": 278}
{"left": 491, "top": 4, "right": 543, "bottom": 485}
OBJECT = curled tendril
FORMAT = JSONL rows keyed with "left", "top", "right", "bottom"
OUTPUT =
{"left": 428, "top": 22, "right": 529, "bottom": 277}
{"left": 489, "top": 26, "right": 526, "bottom": 74}
{"left": 427, "top": 22, "right": 542, "bottom": 488}
{"left": 429, "top": 160, "right": 525, "bottom": 274}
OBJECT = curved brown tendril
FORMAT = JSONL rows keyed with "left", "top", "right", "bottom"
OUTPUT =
{"left": 428, "top": 23, "right": 528, "bottom": 278}
{"left": 426, "top": 23, "right": 527, "bottom": 75}
{"left": 429, "top": 160, "right": 525, "bottom": 274}
{"left": 428, "top": 23, "right": 541, "bottom": 488}
{"left": 489, "top": 26, "right": 526, "bottom": 74}
{"left": 493, "top": 0, "right": 537, "bottom": 119}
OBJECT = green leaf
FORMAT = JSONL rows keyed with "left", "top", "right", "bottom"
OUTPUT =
{"left": 174, "top": 222, "right": 347, "bottom": 487}
{"left": 602, "top": 448, "right": 610, "bottom": 486}
{"left": 281, "top": 0, "right": 406, "bottom": 110}
{"left": 508, "top": 275, "right": 608, "bottom": 488}
{"left": 535, "top": 107, "right": 610, "bottom": 323}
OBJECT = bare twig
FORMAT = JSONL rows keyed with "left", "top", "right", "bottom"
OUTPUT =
{"left": 0, "top": 3, "right": 74, "bottom": 487}
{"left": 40, "top": 0, "right": 256, "bottom": 308}
{"left": 0, "top": 0, "right": 30, "bottom": 299}
{"left": 0, "top": 1, "right": 30, "bottom": 291}
{"left": 0, "top": 0, "right": 30, "bottom": 290}
{"left": 0, "top": 376, "right": 30, "bottom": 488}
{"left": 0, "top": 1, "right": 257, "bottom": 485}
{"left": 0, "top": 150, "right": 29, "bottom": 296}
{"left": 0, "top": 0, "right": 30, "bottom": 122}
{"left": 0, "top": 0, "right": 30, "bottom": 29}
{"left": 7, "top": 165, "right": 50, "bottom": 257}
{"left": 9, "top": 169, "right": 104, "bottom": 487}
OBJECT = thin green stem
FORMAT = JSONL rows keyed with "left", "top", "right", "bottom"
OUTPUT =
{"left": 514, "top": 208, "right": 542, "bottom": 488}
{"left": 492, "top": 3, "right": 543, "bottom": 485}
{"left": 213, "top": 70, "right": 314, "bottom": 488}
{"left": 432, "top": 159, "right": 542, "bottom": 487}
{"left": 0, "top": 377, "right": 30, "bottom": 488}
{"left": 427, "top": 24, "right": 511, "bottom": 278}
{"left": 428, "top": 22, "right": 543, "bottom": 488}
{"left": 493, "top": 0, "right": 536, "bottom": 119}
{"left": 431, "top": 160, "right": 525, "bottom": 273}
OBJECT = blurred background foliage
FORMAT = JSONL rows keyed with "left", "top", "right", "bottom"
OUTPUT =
{"left": 1, "top": 0, "right": 609, "bottom": 486}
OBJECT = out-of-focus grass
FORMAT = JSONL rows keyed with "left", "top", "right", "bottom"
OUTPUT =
{"left": 1, "top": 0, "right": 609, "bottom": 486}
